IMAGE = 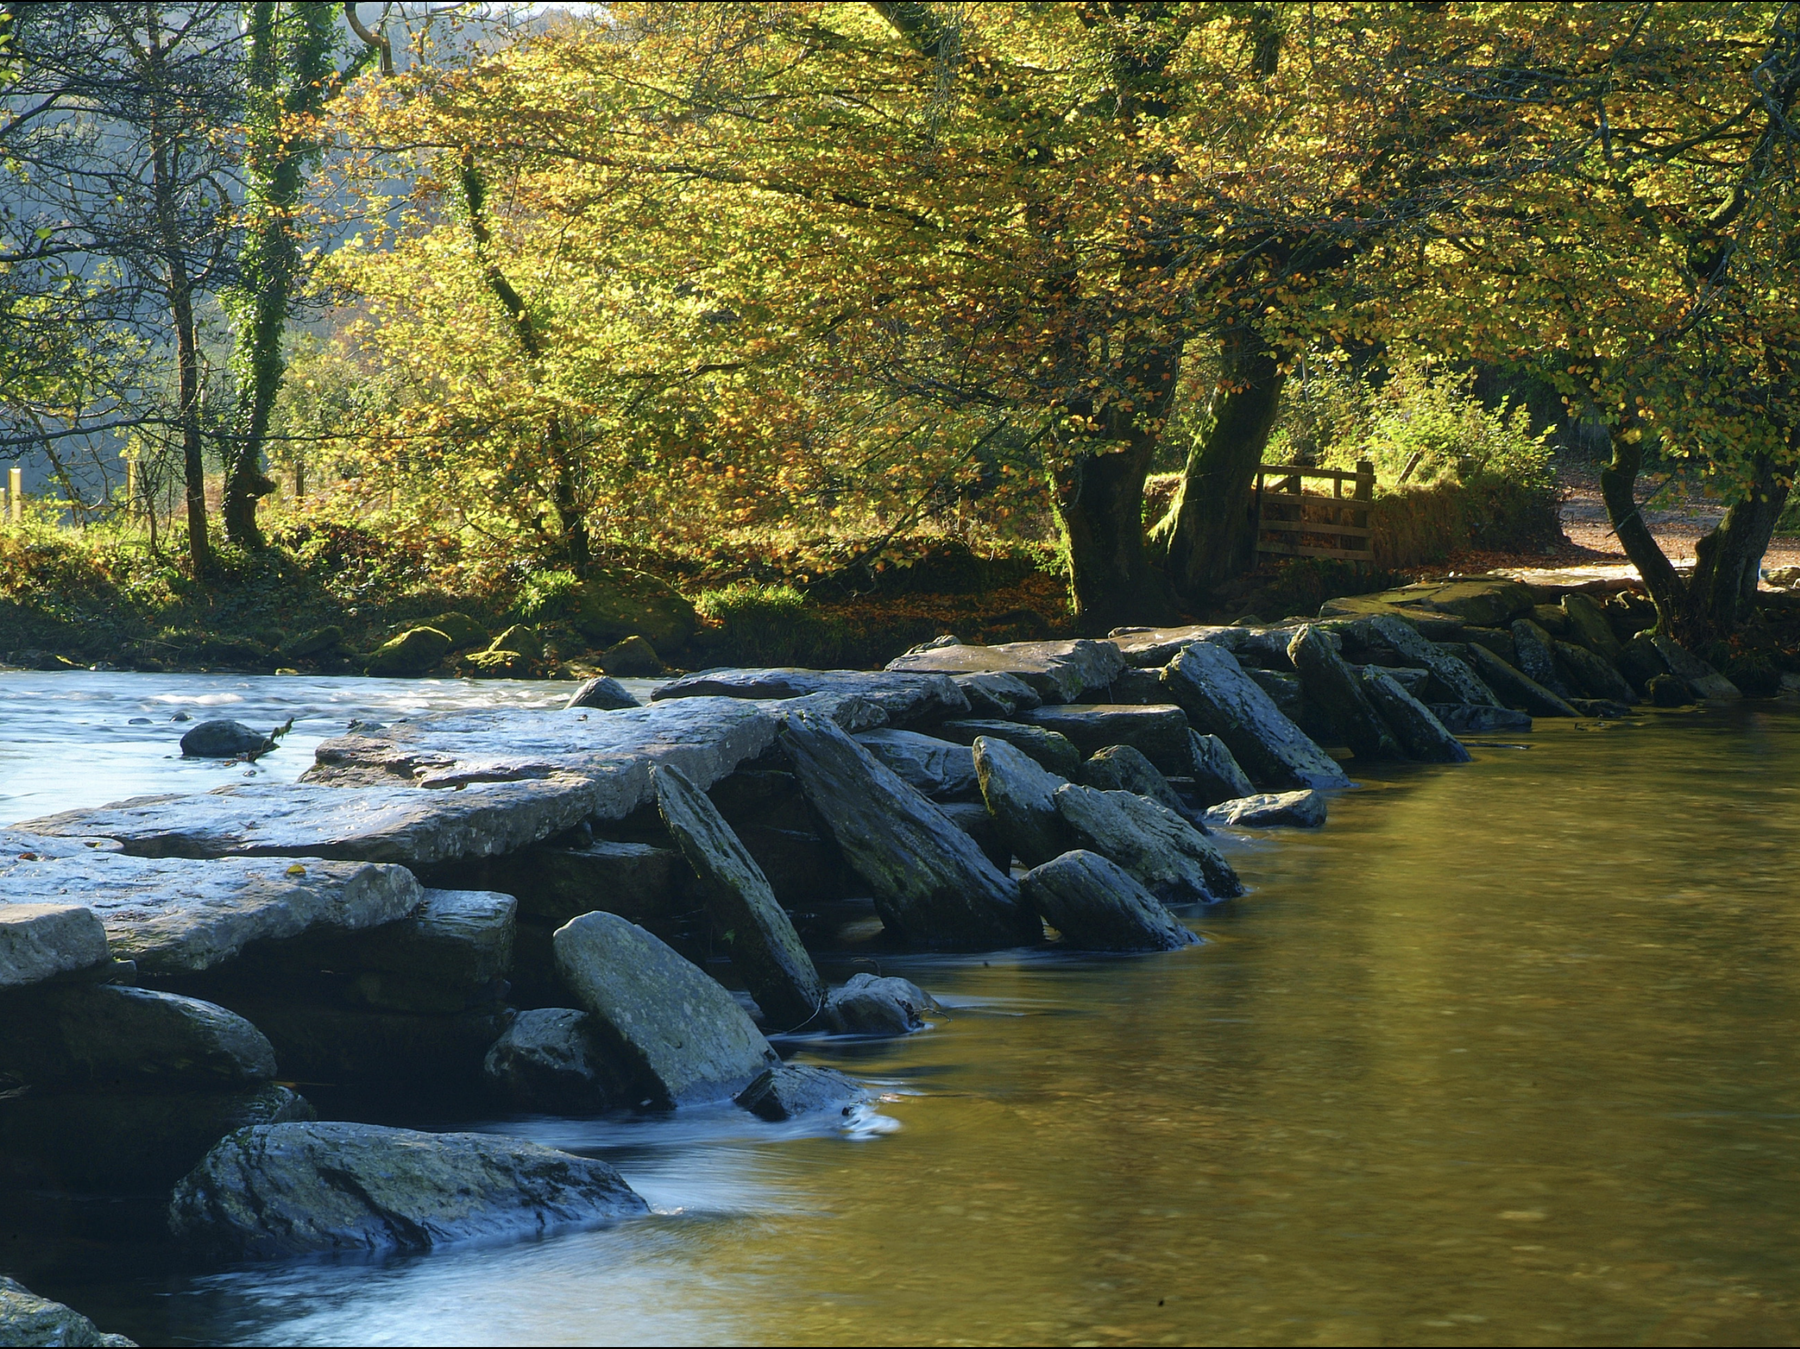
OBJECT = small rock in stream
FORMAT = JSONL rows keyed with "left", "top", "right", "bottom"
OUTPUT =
{"left": 1204, "top": 790, "right": 1327, "bottom": 829}
{"left": 1188, "top": 731, "right": 1256, "bottom": 805}
{"left": 822, "top": 972, "right": 940, "bottom": 1035}
{"left": 565, "top": 675, "right": 641, "bottom": 710}
{"left": 1020, "top": 850, "right": 1198, "bottom": 952}
{"left": 179, "top": 718, "right": 273, "bottom": 759}
{"left": 736, "top": 1063, "right": 868, "bottom": 1121}
{"left": 168, "top": 1121, "right": 648, "bottom": 1258}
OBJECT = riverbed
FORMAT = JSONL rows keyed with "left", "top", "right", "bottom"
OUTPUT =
{"left": 7, "top": 674, "right": 1800, "bottom": 1345}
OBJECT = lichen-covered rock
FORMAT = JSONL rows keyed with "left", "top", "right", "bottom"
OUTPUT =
{"left": 736, "top": 1063, "right": 867, "bottom": 1121}
{"left": 1463, "top": 641, "right": 1580, "bottom": 717}
{"left": 1288, "top": 625, "right": 1401, "bottom": 759}
{"left": 599, "top": 635, "right": 664, "bottom": 677}
{"left": 783, "top": 712, "right": 1038, "bottom": 950}
{"left": 0, "top": 985, "right": 276, "bottom": 1089}
{"left": 973, "top": 735, "right": 1072, "bottom": 869}
{"left": 1509, "top": 619, "right": 1575, "bottom": 698}
{"left": 1016, "top": 704, "right": 1195, "bottom": 776}
{"left": 1650, "top": 633, "right": 1741, "bottom": 700}
{"left": 654, "top": 764, "right": 825, "bottom": 1029}
{"left": 565, "top": 675, "right": 641, "bottom": 710}
{"left": 1560, "top": 593, "right": 1624, "bottom": 661}
{"left": 553, "top": 910, "right": 777, "bottom": 1106}
{"left": 569, "top": 568, "right": 698, "bottom": 652}
{"left": 483, "top": 1008, "right": 620, "bottom": 1113}
{"left": 365, "top": 626, "right": 453, "bottom": 677}
{"left": 1203, "top": 790, "right": 1327, "bottom": 829}
{"left": 1019, "top": 850, "right": 1198, "bottom": 952}
{"left": 168, "top": 1121, "right": 648, "bottom": 1259}
{"left": 0, "top": 903, "right": 109, "bottom": 989}
{"left": 419, "top": 612, "right": 486, "bottom": 649}
{"left": 1188, "top": 732, "right": 1256, "bottom": 805}
{"left": 1053, "top": 784, "right": 1242, "bottom": 903}
{"left": 822, "top": 972, "right": 940, "bottom": 1035}
{"left": 1360, "top": 614, "right": 1501, "bottom": 707}
{"left": 1161, "top": 642, "right": 1350, "bottom": 790}
{"left": 1080, "top": 744, "right": 1193, "bottom": 820}
{"left": 1360, "top": 670, "right": 1472, "bottom": 763}
{"left": 179, "top": 718, "right": 274, "bottom": 759}
{"left": 0, "top": 1277, "right": 135, "bottom": 1347}
{"left": 932, "top": 719, "right": 1083, "bottom": 779}
{"left": 853, "top": 729, "right": 978, "bottom": 799}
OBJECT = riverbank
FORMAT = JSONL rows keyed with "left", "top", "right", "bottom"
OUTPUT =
{"left": 0, "top": 571, "right": 1785, "bottom": 1345}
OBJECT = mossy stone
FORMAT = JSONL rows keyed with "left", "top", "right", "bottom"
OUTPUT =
{"left": 365, "top": 627, "right": 452, "bottom": 677}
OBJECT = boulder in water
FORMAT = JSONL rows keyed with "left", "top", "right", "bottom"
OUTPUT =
{"left": 0, "top": 902, "right": 109, "bottom": 990}
{"left": 1463, "top": 641, "right": 1580, "bottom": 717}
{"left": 1080, "top": 744, "right": 1195, "bottom": 821}
{"left": 1428, "top": 703, "right": 1531, "bottom": 734}
{"left": 168, "top": 1121, "right": 648, "bottom": 1258}
{"left": 1020, "top": 850, "right": 1197, "bottom": 952}
{"left": 933, "top": 719, "right": 1083, "bottom": 778}
{"left": 179, "top": 719, "right": 273, "bottom": 759}
{"left": 1203, "top": 790, "right": 1327, "bottom": 829}
{"left": 1287, "top": 625, "right": 1400, "bottom": 759}
{"left": 365, "top": 627, "right": 453, "bottom": 678}
{"left": 1360, "top": 614, "right": 1501, "bottom": 707}
{"left": 1187, "top": 731, "right": 1256, "bottom": 805}
{"left": 483, "top": 1007, "right": 621, "bottom": 1113}
{"left": 0, "top": 985, "right": 276, "bottom": 1089}
{"left": 1160, "top": 642, "right": 1350, "bottom": 789}
{"left": 1509, "top": 619, "right": 1575, "bottom": 699}
{"left": 822, "top": 972, "right": 939, "bottom": 1035}
{"left": 1359, "top": 670, "right": 1471, "bottom": 763}
{"left": 554, "top": 910, "right": 777, "bottom": 1106}
{"left": 1560, "top": 593, "right": 1623, "bottom": 661}
{"left": 1017, "top": 704, "right": 1194, "bottom": 774}
{"left": 853, "top": 729, "right": 979, "bottom": 799}
{"left": 951, "top": 671, "right": 1041, "bottom": 717}
{"left": 1552, "top": 639, "right": 1637, "bottom": 704}
{"left": 736, "top": 1063, "right": 868, "bottom": 1121}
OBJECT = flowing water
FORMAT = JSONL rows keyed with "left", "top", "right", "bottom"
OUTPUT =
{"left": 6, "top": 673, "right": 1800, "bottom": 1346}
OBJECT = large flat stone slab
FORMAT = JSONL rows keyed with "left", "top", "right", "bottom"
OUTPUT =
{"left": 1018, "top": 704, "right": 1193, "bottom": 773}
{"left": 0, "top": 985, "right": 277, "bottom": 1089}
{"left": 650, "top": 669, "right": 967, "bottom": 726}
{"left": 853, "top": 729, "right": 978, "bottom": 799}
{"left": 0, "top": 852, "right": 419, "bottom": 975}
{"left": 1320, "top": 578, "right": 1536, "bottom": 633}
{"left": 885, "top": 639, "right": 1126, "bottom": 703}
{"left": 20, "top": 773, "right": 637, "bottom": 866}
{"left": 306, "top": 697, "right": 778, "bottom": 795}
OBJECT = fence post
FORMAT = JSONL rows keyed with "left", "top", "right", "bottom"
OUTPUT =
{"left": 8, "top": 466, "right": 20, "bottom": 523}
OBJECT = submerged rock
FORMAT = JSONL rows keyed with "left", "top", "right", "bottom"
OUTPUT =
{"left": 822, "top": 972, "right": 939, "bottom": 1036}
{"left": 0, "top": 1277, "right": 135, "bottom": 1348}
{"left": 483, "top": 1007, "right": 620, "bottom": 1113}
{"left": 654, "top": 764, "right": 825, "bottom": 1029}
{"left": 1428, "top": 703, "right": 1532, "bottom": 734}
{"left": 1204, "top": 790, "right": 1327, "bottom": 829}
{"left": 1160, "top": 642, "right": 1351, "bottom": 790}
{"left": 972, "top": 735, "right": 1071, "bottom": 869}
{"left": 565, "top": 675, "right": 641, "bottom": 710}
{"left": 736, "top": 1063, "right": 867, "bottom": 1121}
{"left": 783, "top": 712, "right": 1038, "bottom": 950}
{"left": 553, "top": 910, "right": 777, "bottom": 1107}
{"left": 168, "top": 1121, "right": 648, "bottom": 1259}
{"left": 1288, "top": 625, "right": 1400, "bottom": 759}
{"left": 179, "top": 719, "right": 273, "bottom": 759}
{"left": 1020, "top": 850, "right": 1197, "bottom": 952}
{"left": 1360, "top": 670, "right": 1471, "bottom": 763}
{"left": 1054, "top": 784, "right": 1242, "bottom": 903}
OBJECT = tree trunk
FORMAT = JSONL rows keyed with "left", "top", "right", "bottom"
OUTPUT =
{"left": 1691, "top": 450, "right": 1791, "bottom": 628}
{"left": 1049, "top": 344, "right": 1184, "bottom": 634}
{"left": 1150, "top": 329, "right": 1287, "bottom": 603}
{"left": 1598, "top": 423, "right": 1692, "bottom": 637}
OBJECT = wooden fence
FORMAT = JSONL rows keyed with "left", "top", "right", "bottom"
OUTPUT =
{"left": 1253, "top": 460, "right": 1376, "bottom": 563}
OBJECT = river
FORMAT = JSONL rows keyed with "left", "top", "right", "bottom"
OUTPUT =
{"left": 5, "top": 672, "right": 1800, "bottom": 1345}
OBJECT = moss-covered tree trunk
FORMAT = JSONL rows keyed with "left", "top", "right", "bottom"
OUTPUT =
{"left": 1149, "top": 329, "right": 1286, "bottom": 604}
{"left": 1691, "top": 451, "right": 1792, "bottom": 628}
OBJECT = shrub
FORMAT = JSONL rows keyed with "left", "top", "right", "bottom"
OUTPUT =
{"left": 515, "top": 569, "right": 583, "bottom": 622}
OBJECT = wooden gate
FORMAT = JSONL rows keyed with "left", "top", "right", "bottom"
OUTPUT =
{"left": 1253, "top": 460, "right": 1376, "bottom": 563}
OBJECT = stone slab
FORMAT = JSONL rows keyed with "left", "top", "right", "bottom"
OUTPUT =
{"left": 1017, "top": 704, "right": 1194, "bottom": 774}
{"left": 1020, "top": 850, "right": 1198, "bottom": 952}
{"left": 0, "top": 852, "right": 420, "bottom": 975}
{"left": 20, "top": 773, "right": 637, "bottom": 866}
{"left": 0, "top": 904, "right": 110, "bottom": 990}
{"left": 0, "top": 984, "right": 277, "bottom": 1089}
{"left": 853, "top": 728, "right": 978, "bottom": 799}
{"left": 885, "top": 639, "right": 1126, "bottom": 703}
{"left": 932, "top": 719, "right": 1083, "bottom": 779}
{"left": 0, "top": 1276, "right": 135, "bottom": 1348}
{"left": 651, "top": 669, "right": 968, "bottom": 726}
{"left": 1161, "top": 642, "right": 1351, "bottom": 790}
{"left": 1203, "top": 790, "right": 1328, "bottom": 829}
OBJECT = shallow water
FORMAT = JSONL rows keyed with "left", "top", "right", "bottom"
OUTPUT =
{"left": 10, "top": 679, "right": 1800, "bottom": 1346}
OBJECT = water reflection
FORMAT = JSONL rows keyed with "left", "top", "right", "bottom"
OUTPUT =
{"left": 12, "top": 686, "right": 1800, "bottom": 1344}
